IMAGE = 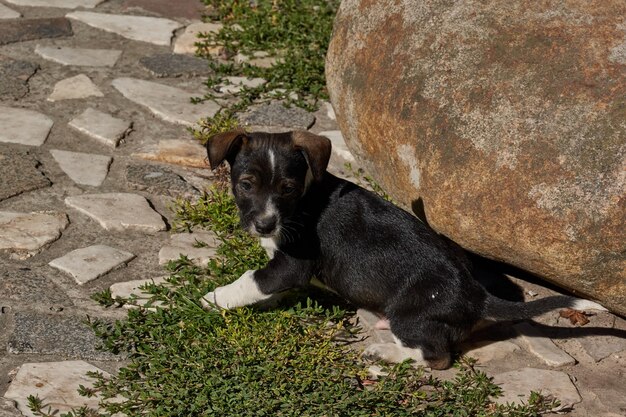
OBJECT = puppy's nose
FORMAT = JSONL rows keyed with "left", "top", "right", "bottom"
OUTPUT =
{"left": 254, "top": 216, "right": 277, "bottom": 235}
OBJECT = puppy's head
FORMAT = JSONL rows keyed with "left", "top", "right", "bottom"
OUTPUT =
{"left": 206, "top": 130, "right": 331, "bottom": 238}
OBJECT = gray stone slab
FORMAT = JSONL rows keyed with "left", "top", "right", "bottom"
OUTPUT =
{"left": 158, "top": 231, "right": 218, "bottom": 265}
{"left": 4, "top": 361, "right": 111, "bottom": 417}
{"left": 216, "top": 76, "right": 266, "bottom": 94}
{"left": 575, "top": 313, "right": 626, "bottom": 362}
{"left": 173, "top": 22, "right": 222, "bottom": 54}
{"left": 112, "top": 77, "right": 220, "bottom": 126}
{"left": 125, "top": 163, "right": 198, "bottom": 197}
{"left": 68, "top": 108, "right": 132, "bottom": 148}
{"left": 0, "top": 106, "right": 53, "bottom": 146}
{"left": 6, "top": 0, "right": 104, "bottom": 7}
{"left": 0, "top": 268, "right": 70, "bottom": 306}
{"left": 0, "top": 398, "right": 20, "bottom": 417}
{"left": 238, "top": 101, "right": 315, "bottom": 129}
{"left": 65, "top": 193, "right": 166, "bottom": 233}
{"left": 66, "top": 11, "right": 182, "bottom": 46}
{"left": 0, "top": 17, "right": 72, "bottom": 46}
{"left": 0, "top": 4, "right": 20, "bottom": 19}
{"left": 514, "top": 322, "right": 576, "bottom": 367}
{"left": 320, "top": 130, "right": 356, "bottom": 163}
{"left": 7, "top": 312, "right": 120, "bottom": 360}
{"left": 48, "top": 74, "right": 103, "bottom": 101}
{"left": 133, "top": 139, "right": 208, "bottom": 168}
{"left": 463, "top": 340, "right": 521, "bottom": 363}
{"left": 139, "top": 53, "right": 210, "bottom": 77}
{"left": 50, "top": 149, "right": 112, "bottom": 186}
{"left": 0, "top": 56, "right": 38, "bottom": 100}
{"left": 110, "top": 276, "right": 168, "bottom": 309}
{"left": 49, "top": 244, "right": 135, "bottom": 284}
{"left": 35, "top": 45, "right": 121, "bottom": 67}
{"left": 0, "top": 149, "right": 51, "bottom": 202}
{"left": 0, "top": 211, "right": 69, "bottom": 253}
{"left": 492, "top": 368, "right": 581, "bottom": 409}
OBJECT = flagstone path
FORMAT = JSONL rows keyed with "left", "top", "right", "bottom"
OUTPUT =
{"left": 0, "top": 0, "right": 624, "bottom": 416}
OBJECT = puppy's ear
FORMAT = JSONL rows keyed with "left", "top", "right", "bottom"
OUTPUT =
{"left": 291, "top": 131, "right": 332, "bottom": 180}
{"left": 206, "top": 129, "right": 247, "bottom": 169}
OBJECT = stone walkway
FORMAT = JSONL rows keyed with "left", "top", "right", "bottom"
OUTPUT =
{"left": 0, "top": 1, "right": 624, "bottom": 416}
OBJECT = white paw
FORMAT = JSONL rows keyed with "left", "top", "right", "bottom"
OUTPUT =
{"left": 362, "top": 343, "right": 428, "bottom": 365}
{"left": 200, "top": 291, "right": 217, "bottom": 310}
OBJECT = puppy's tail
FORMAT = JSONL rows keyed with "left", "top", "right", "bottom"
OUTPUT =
{"left": 483, "top": 294, "right": 607, "bottom": 322}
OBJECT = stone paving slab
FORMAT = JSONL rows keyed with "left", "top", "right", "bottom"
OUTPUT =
{"left": 4, "top": 361, "right": 110, "bottom": 417}
{"left": 0, "top": 57, "right": 39, "bottom": 100}
{"left": 463, "top": 340, "right": 521, "bottom": 364}
{"left": 238, "top": 101, "right": 315, "bottom": 129}
{"left": 0, "top": 211, "right": 69, "bottom": 253}
{"left": 492, "top": 368, "right": 581, "bottom": 409}
{"left": 0, "top": 268, "right": 70, "bottom": 306}
{"left": 319, "top": 130, "right": 356, "bottom": 163}
{"left": 110, "top": 276, "right": 168, "bottom": 309}
{"left": 35, "top": 45, "right": 122, "bottom": 67}
{"left": 133, "top": 139, "right": 208, "bottom": 168}
{"left": 65, "top": 193, "right": 166, "bottom": 233}
{"left": 514, "top": 322, "right": 576, "bottom": 367}
{"left": 0, "top": 398, "right": 20, "bottom": 417}
{"left": 112, "top": 77, "right": 220, "bottom": 126}
{"left": 0, "top": 17, "right": 73, "bottom": 45}
{"left": 126, "top": 163, "right": 198, "bottom": 197}
{"left": 139, "top": 53, "right": 210, "bottom": 77}
{"left": 50, "top": 149, "right": 112, "bottom": 186}
{"left": 5, "top": 0, "right": 105, "bottom": 8}
{"left": 173, "top": 22, "right": 223, "bottom": 55}
{"left": 0, "top": 106, "right": 53, "bottom": 147}
{"left": 49, "top": 244, "right": 135, "bottom": 284}
{"left": 47, "top": 74, "right": 104, "bottom": 101}
{"left": 0, "top": 4, "right": 20, "bottom": 19}
{"left": 0, "top": 149, "right": 51, "bottom": 202}
{"left": 158, "top": 231, "right": 218, "bottom": 266}
{"left": 216, "top": 76, "right": 266, "bottom": 94}
{"left": 7, "top": 312, "right": 120, "bottom": 360}
{"left": 66, "top": 11, "right": 183, "bottom": 46}
{"left": 68, "top": 108, "right": 132, "bottom": 148}
{"left": 122, "top": 0, "right": 205, "bottom": 20}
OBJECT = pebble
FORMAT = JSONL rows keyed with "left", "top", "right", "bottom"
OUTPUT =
{"left": 0, "top": 106, "right": 53, "bottom": 146}
{"left": 0, "top": 17, "right": 73, "bottom": 46}
{"left": 49, "top": 244, "right": 135, "bottom": 284}
{"left": 5, "top": 0, "right": 105, "bottom": 8}
{"left": 3, "top": 361, "right": 111, "bottom": 417}
{"left": 173, "top": 21, "right": 223, "bottom": 55}
{"left": 0, "top": 211, "right": 69, "bottom": 253}
{"left": 0, "top": 57, "right": 39, "bottom": 100}
{"left": 492, "top": 368, "right": 582, "bottom": 409}
{"left": 514, "top": 322, "right": 576, "bottom": 367}
{"left": 0, "top": 4, "right": 20, "bottom": 19}
{"left": 7, "top": 312, "right": 120, "bottom": 360}
{"left": 158, "top": 231, "right": 219, "bottom": 266}
{"left": 65, "top": 192, "right": 166, "bottom": 233}
{"left": 133, "top": 139, "right": 208, "bottom": 168}
{"left": 47, "top": 74, "right": 104, "bottom": 101}
{"left": 50, "top": 149, "right": 112, "bottom": 186}
{"left": 66, "top": 11, "right": 183, "bottom": 46}
{"left": 0, "top": 149, "right": 51, "bottom": 202}
{"left": 68, "top": 108, "right": 132, "bottom": 148}
{"left": 35, "top": 45, "right": 122, "bottom": 67}
{"left": 110, "top": 276, "right": 168, "bottom": 309}
{"left": 238, "top": 101, "right": 315, "bottom": 129}
{"left": 139, "top": 53, "right": 210, "bottom": 77}
{"left": 112, "top": 77, "right": 220, "bottom": 126}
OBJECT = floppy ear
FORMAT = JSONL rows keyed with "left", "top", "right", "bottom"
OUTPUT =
{"left": 206, "top": 129, "right": 247, "bottom": 169}
{"left": 291, "top": 131, "right": 332, "bottom": 181}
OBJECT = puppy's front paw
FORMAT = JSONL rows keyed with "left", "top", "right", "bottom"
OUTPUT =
{"left": 200, "top": 291, "right": 218, "bottom": 310}
{"left": 362, "top": 343, "right": 403, "bottom": 363}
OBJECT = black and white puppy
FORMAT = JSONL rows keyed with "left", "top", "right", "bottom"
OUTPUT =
{"left": 200, "top": 129, "right": 605, "bottom": 369}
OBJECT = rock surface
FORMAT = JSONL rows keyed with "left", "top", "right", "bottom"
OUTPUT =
{"left": 49, "top": 244, "right": 135, "bottom": 284}
{"left": 0, "top": 17, "right": 72, "bottom": 45}
{"left": 492, "top": 368, "right": 582, "bottom": 408}
{"left": 0, "top": 4, "right": 20, "bottom": 19}
{"left": 0, "top": 211, "right": 69, "bottom": 253}
{"left": 158, "top": 231, "right": 219, "bottom": 265}
{"left": 110, "top": 276, "right": 168, "bottom": 308}
{"left": 68, "top": 108, "right": 131, "bottom": 147}
{"left": 514, "top": 322, "right": 576, "bottom": 367}
{"left": 133, "top": 139, "right": 208, "bottom": 168}
{"left": 0, "top": 106, "right": 53, "bottom": 146}
{"left": 65, "top": 193, "right": 166, "bottom": 233}
{"left": 50, "top": 149, "right": 112, "bottom": 186}
{"left": 35, "top": 45, "right": 121, "bottom": 67}
{"left": 47, "top": 74, "right": 103, "bottom": 101}
{"left": 173, "top": 22, "right": 223, "bottom": 55}
{"left": 238, "top": 101, "right": 315, "bottom": 129}
{"left": 5, "top": 0, "right": 104, "bottom": 8}
{"left": 0, "top": 149, "right": 51, "bottom": 201}
{"left": 326, "top": 0, "right": 626, "bottom": 315}
{"left": 139, "top": 53, "right": 210, "bottom": 77}
{"left": 0, "top": 57, "right": 38, "bottom": 100}
{"left": 125, "top": 163, "right": 198, "bottom": 197}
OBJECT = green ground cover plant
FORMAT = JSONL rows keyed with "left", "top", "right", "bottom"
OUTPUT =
{"left": 28, "top": 182, "right": 559, "bottom": 417}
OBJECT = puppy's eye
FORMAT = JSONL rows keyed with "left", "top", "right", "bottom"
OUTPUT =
{"left": 239, "top": 180, "right": 253, "bottom": 191}
{"left": 282, "top": 185, "right": 296, "bottom": 195}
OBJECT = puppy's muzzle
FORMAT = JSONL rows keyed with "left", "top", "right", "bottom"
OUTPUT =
{"left": 254, "top": 215, "right": 278, "bottom": 235}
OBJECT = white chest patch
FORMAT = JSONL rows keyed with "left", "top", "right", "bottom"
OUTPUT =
{"left": 268, "top": 149, "right": 276, "bottom": 181}
{"left": 260, "top": 236, "right": 279, "bottom": 259}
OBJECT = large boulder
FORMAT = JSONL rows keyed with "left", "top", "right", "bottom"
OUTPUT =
{"left": 326, "top": 0, "right": 626, "bottom": 315}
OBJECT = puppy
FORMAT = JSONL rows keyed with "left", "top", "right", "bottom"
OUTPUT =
{"left": 200, "top": 129, "right": 606, "bottom": 369}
